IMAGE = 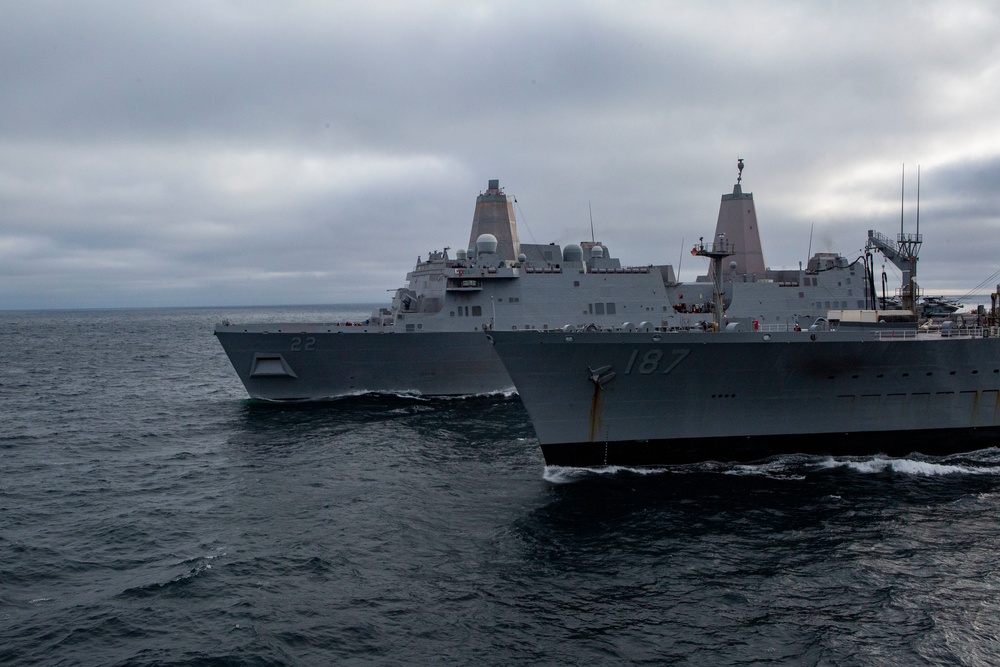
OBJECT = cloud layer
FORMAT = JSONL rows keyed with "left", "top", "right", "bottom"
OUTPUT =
{"left": 3, "top": 1, "right": 999, "bottom": 309}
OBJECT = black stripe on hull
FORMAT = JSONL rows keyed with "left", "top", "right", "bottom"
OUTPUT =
{"left": 540, "top": 427, "right": 1000, "bottom": 467}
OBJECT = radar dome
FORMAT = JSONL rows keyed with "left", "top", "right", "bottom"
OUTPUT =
{"left": 562, "top": 244, "right": 583, "bottom": 262}
{"left": 518, "top": 253, "right": 527, "bottom": 263}
{"left": 591, "top": 245, "right": 605, "bottom": 258}
{"left": 476, "top": 233, "right": 498, "bottom": 255}
{"left": 456, "top": 248, "right": 467, "bottom": 260}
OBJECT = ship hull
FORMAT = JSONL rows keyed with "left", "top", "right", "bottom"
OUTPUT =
{"left": 538, "top": 427, "right": 1000, "bottom": 467}
{"left": 215, "top": 326, "right": 512, "bottom": 400}
{"left": 487, "top": 329, "right": 1000, "bottom": 465}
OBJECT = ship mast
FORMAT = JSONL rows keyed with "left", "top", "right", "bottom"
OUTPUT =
{"left": 692, "top": 234, "right": 735, "bottom": 331}
{"left": 691, "top": 158, "right": 743, "bottom": 330}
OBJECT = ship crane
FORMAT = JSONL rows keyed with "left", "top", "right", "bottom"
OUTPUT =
{"left": 867, "top": 164, "right": 923, "bottom": 314}
{"left": 866, "top": 229, "right": 921, "bottom": 313}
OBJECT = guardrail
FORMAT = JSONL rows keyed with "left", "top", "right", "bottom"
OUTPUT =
{"left": 871, "top": 326, "right": 992, "bottom": 340}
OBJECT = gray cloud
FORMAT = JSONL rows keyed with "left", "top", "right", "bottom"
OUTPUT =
{"left": 2, "top": 1, "right": 999, "bottom": 309}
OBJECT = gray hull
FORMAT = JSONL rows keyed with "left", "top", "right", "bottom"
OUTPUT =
{"left": 487, "top": 328, "right": 1000, "bottom": 465}
{"left": 215, "top": 325, "right": 512, "bottom": 399}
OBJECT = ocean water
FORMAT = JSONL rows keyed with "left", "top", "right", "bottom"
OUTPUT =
{"left": 3, "top": 306, "right": 1000, "bottom": 666}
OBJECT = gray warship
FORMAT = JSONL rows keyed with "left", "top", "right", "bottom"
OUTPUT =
{"left": 487, "top": 181, "right": 1000, "bottom": 467}
{"left": 216, "top": 170, "right": 869, "bottom": 400}
{"left": 488, "top": 323, "right": 1000, "bottom": 466}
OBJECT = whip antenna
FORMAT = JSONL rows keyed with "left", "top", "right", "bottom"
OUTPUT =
{"left": 589, "top": 201, "right": 595, "bottom": 244}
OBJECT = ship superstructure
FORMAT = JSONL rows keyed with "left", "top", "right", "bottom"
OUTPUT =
{"left": 216, "top": 169, "right": 869, "bottom": 400}
{"left": 487, "top": 165, "right": 1000, "bottom": 466}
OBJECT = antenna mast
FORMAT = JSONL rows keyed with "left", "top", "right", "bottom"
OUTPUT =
{"left": 588, "top": 201, "right": 595, "bottom": 244}
{"left": 677, "top": 237, "right": 684, "bottom": 279}
{"left": 900, "top": 164, "right": 905, "bottom": 237}
{"left": 692, "top": 235, "right": 734, "bottom": 332}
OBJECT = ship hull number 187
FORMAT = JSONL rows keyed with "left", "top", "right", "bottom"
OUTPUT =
{"left": 623, "top": 348, "right": 690, "bottom": 375}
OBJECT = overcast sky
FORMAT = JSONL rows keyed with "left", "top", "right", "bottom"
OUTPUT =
{"left": 3, "top": 1, "right": 999, "bottom": 310}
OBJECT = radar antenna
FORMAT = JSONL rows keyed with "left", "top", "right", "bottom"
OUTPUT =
{"left": 737, "top": 157, "right": 744, "bottom": 184}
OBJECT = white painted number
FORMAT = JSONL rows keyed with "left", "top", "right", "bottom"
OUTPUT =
{"left": 623, "top": 348, "right": 689, "bottom": 375}
{"left": 638, "top": 350, "right": 663, "bottom": 374}
{"left": 291, "top": 337, "right": 316, "bottom": 352}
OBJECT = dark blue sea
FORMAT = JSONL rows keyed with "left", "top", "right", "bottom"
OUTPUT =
{"left": 4, "top": 305, "right": 1000, "bottom": 666}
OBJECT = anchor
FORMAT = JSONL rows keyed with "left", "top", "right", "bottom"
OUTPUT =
{"left": 588, "top": 364, "right": 616, "bottom": 388}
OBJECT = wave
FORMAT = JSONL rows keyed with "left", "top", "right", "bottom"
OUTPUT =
{"left": 117, "top": 553, "right": 223, "bottom": 600}
{"left": 542, "top": 465, "right": 672, "bottom": 484}
{"left": 542, "top": 451, "right": 1000, "bottom": 483}
{"left": 817, "top": 456, "right": 1000, "bottom": 476}
{"left": 250, "top": 386, "right": 518, "bottom": 404}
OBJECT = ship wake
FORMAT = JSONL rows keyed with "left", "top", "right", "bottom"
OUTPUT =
{"left": 543, "top": 449, "right": 1000, "bottom": 483}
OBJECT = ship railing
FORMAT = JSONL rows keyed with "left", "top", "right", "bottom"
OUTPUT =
{"left": 585, "top": 267, "right": 651, "bottom": 274}
{"left": 871, "top": 326, "right": 987, "bottom": 340}
{"left": 870, "top": 329, "right": 920, "bottom": 340}
{"left": 756, "top": 323, "right": 803, "bottom": 333}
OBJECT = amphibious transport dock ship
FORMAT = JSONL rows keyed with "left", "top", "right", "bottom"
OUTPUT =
{"left": 216, "top": 169, "right": 868, "bottom": 400}
{"left": 488, "top": 208, "right": 1000, "bottom": 466}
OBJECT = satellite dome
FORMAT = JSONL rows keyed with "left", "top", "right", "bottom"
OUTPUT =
{"left": 476, "top": 233, "right": 498, "bottom": 255}
{"left": 591, "top": 245, "right": 605, "bottom": 258}
{"left": 518, "top": 253, "right": 527, "bottom": 263}
{"left": 562, "top": 244, "right": 583, "bottom": 262}
{"left": 456, "top": 248, "right": 467, "bottom": 260}
{"left": 729, "top": 261, "right": 738, "bottom": 270}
